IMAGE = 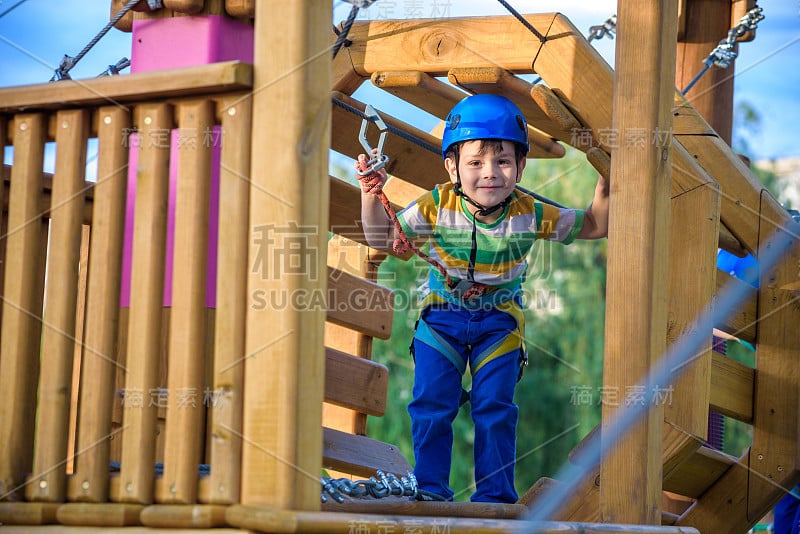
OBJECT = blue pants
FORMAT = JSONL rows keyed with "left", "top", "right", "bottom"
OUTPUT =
{"left": 409, "top": 304, "right": 522, "bottom": 503}
{"left": 774, "top": 485, "right": 800, "bottom": 534}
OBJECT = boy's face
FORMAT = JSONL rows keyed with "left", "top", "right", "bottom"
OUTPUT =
{"left": 444, "top": 140, "right": 525, "bottom": 214}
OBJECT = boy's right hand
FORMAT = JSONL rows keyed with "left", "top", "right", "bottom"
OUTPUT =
{"left": 356, "top": 152, "right": 388, "bottom": 193}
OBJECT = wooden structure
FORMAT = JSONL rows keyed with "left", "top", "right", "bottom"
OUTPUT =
{"left": 0, "top": 1, "right": 797, "bottom": 533}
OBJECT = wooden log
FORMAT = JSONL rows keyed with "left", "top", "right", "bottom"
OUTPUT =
{"left": 322, "top": 500, "right": 525, "bottom": 519}
{"left": 163, "top": 0, "right": 204, "bottom": 14}
{"left": 140, "top": 504, "right": 228, "bottom": 527}
{"left": 224, "top": 0, "right": 254, "bottom": 18}
{"left": 56, "top": 502, "right": 144, "bottom": 526}
{"left": 27, "top": 109, "right": 89, "bottom": 503}
{"left": 0, "top": 113, "right": 48, "bottom": 500}
{"left": 117, "top": 103, "right": 173, "bottom": 504}
{"left": 203, "top": 95, "right": 251, "bottom": 505}
{"left": 600, "top": 0, "right": 678, "bottom": 524}
{"left": 370, "top": 70, "right": 466, "bottom": 120}
{"left": 323, "top": 427, "right": 411, "bottom": 478}
{"left": 110, "top": 0, "right": 135, "bottom": 32}
{"left": 0, "top": 502, "right": 60, "bottom": 525}
{"left": 586, "top": 147, "right": 610, "bottom": 180}
{"left": 0, "top": 61, "right": 252, "bottom": 113}
{"left": 67, "top": 106, "right": 130, "bottom": 503}
{"left": 160, "top": 100, "right": 215, "bottom": 504}
{"left": 241, "top": 0, "right": 329, "bottom": 510}
{"left": 710, "top": 351, "right": 754, "bottom": 424}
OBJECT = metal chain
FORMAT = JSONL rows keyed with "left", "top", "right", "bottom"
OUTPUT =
{"left": 51, "top": 0, "right": 157, "bottom": 81}
{"left": 682, "top": 5, "right": 764, "bottom": 95}
{"left": 321, "top": 470, "right": 445, "bottom": 503}
{"left": 587, "top": 14, "right": 617, "bottom": 43}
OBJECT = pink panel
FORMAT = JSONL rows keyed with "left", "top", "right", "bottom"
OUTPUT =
{"left": 131, "top": 15, "right": 254, "bottom": 73}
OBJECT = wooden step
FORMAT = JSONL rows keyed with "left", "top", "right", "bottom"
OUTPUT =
{"left": 322, "top": 427, "right": 412, "bottom": 478}
{"left": 663, "top": 446, "right": 737, "bottom": 499}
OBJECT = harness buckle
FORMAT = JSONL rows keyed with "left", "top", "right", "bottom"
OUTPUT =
{"left": 356, "top": 104, "right": 390, "bottom": 176}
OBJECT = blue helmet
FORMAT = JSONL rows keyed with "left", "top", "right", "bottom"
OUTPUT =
{"left": 441, "top": 94, "right": 529, "bottom": 159}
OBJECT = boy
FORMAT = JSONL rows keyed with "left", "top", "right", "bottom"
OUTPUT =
{"left": 359, "top": 94, "right": 609, "bottom": 503}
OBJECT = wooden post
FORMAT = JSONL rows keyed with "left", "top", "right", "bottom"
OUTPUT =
{"left": 204, "top": 94, "right": 252, "bottom": 505}
{"left": 0, "top": 113, "right": 47, "bottom": 500}
{"left": 68, "top": 106, "right": 131, "bottom": 503}
{"left": 27, "top": 109, "right": 89, "bottom": 502}
{"left": 600, "top": 0, "right": 678, "bottom": 524}
{"left": 241, "top": 1, "right": 330, "bottom": 509}
{"left": 118, "top": 103, "right": 173, "bottom": 504}
{"left": 161, "top": 100, "right": 215, "bottom": 504}
{"left": 675, "top": 0, "right": 735, "bottom": 144}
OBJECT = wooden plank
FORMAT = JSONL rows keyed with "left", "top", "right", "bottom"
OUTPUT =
{"left": 664, "top": 183, "right": 720, "bottom": 441}
{"left": 67, "top": 107, "right": 130, "bottom": 504}
{"left": 204, "top": 95, "right": 251, "bottom": 505}
{"left": 343, "top": 15, "right": 554, "bottom": 76}
{"left": 2, "top": 165, "right": 93, "bottom": 224}
{"left": 709, "top": 351, "right": 754, "bottom": 423}
{"left": 241, "top": 0, "right": 329, "bottom": 510}
{"left": 322, "top": 427, "right": 412, "bottom": 478}
{"left": 140, "top": 504, "right": 228, "bottom": 528}
{"left": 322, "top": 500, "right": 525, "bottom": 519}
{"left": 0, "top": 113, "right": 47, "bottom": 500}
{"left": 27, "top": 109, "right": 89, "bottom": 503}
{"left": 324, "top": 348, "right": 387, "bottom": 417}
{"left": 117, "top": 103, "right": 173, "bottom": 504}
{"left": 663, "top": 446, "right": 736, "bottom": 499}
{"left": 748, "top": 192, "right": 800, "bottom": 517}
{"left": 718, "top": 223, "right": 748, "bottom": 258}
{"left": 326, "top": 265, "right": 393, "bottom": 340}
{"left": 0, "top": 61, "right": 252, "bottom": 113}
{"left": 227, "top": 504, "right": 701, "bottom": 534}
{"left": 56, "top": 502, "right": 144, "bottom": 527}
{"left": 160, "top": 100, "right": 214, "bottom": 504}
{"left": 331, "top": 92, "right": 446, "bottom": 190}
{"left": 713, "top": 270, "right": 757, "bottom": 344}
{"left": 600, "top": 0, "right": 678, "bottom": 524}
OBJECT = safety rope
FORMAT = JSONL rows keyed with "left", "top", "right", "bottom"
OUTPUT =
{"left": 496, "top": 0, "right": 546, "bottom": 43}
{"left": 50, "top": 0, "right": 149, "bottom": 81}
{"left": 0, "top": 0, "right": 31, "bottom": 21}
{"left": 681, "top": 5, "right": 764, "bottom": 96}
{"left": 321, "top": 470, "right": 445, "bottom": 503}
{"left": 357, "top": 158, "right": 489, "bottom": 301}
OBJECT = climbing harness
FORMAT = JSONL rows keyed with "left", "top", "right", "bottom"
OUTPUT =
{"left": 320, "top": 470, "right": 445, "bottom": 503}
{"left": 587, "top": 14, "right": 617, "bottom": 43}
{"left": 681, "top": 5, "right": 764, "bottom": 96}
{"left": 356, "top": 105, "right": 489, "bottom": 301}
{"left": 50, "top": 0, "right": 147, "bottom": 81}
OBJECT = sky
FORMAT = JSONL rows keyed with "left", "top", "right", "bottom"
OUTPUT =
{"left": 0, "top": 0, "right": 798, "bottom": 161}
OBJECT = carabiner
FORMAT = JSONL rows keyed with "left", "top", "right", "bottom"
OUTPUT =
{"left": 357, "top": 104, "right": 390, "bottom": 176}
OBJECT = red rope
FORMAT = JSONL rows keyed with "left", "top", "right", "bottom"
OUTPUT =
{"left": 357, "top": 162, "right": 487, "bottom": 300}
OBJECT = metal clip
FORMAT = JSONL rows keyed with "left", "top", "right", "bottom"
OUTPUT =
{"left": 357, "top": 104, "right": 390, "bottom": 176}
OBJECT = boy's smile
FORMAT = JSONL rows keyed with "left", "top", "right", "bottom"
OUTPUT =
{"left": 445, "top": 140, "right": 525, "bottom": 221}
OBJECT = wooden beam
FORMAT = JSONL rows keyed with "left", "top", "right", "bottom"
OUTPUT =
{"left": 342, "top": 15, "right": 555, "bottom": 76}
{"left": 0, "top": 61, "right": 252, "bottom": 113}
{"left": 324, "top": 348, "right": 388, "bottom": 417}
{"left": 663, "top": 446, "right": 736, "bottom": 499}
{"left": 139, "top": 504, "right": 228, "bottom": 528}
{"left": 748, "top": 193, "right": 800, "bottom": 517}
{"left": 710, "top": 351, "right": 754, "bottom": 424}
{"left": 714, "top": 270, "right": 757, "bottom": 344}
{"left": 322, "top": 499, "right": 525, "bottom": 519}
{"left": 241, "top": 0, "right": 329, "bottom": 510}
{"left": 600, "top": 0, "right": 678, "bottom": 524}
